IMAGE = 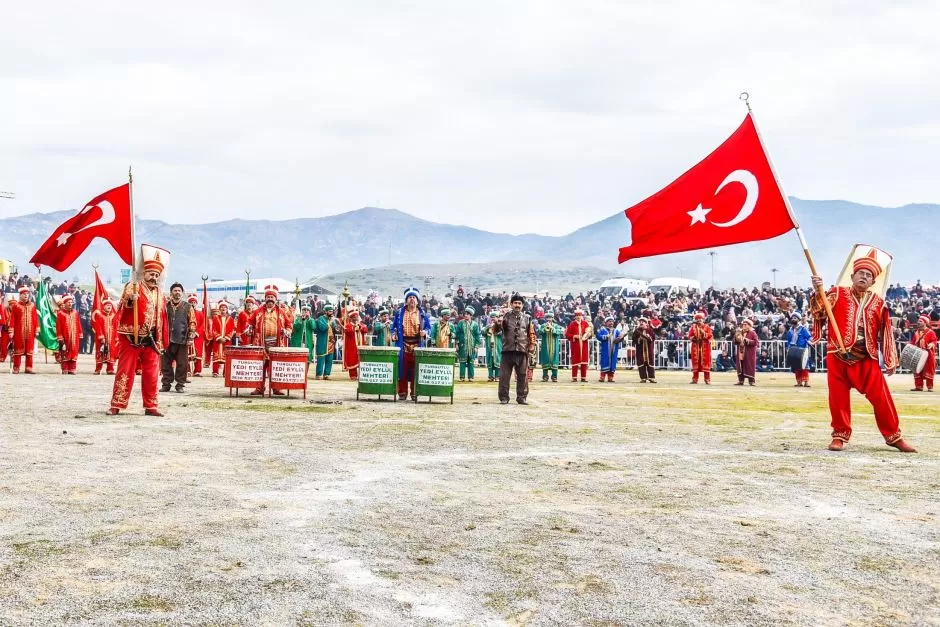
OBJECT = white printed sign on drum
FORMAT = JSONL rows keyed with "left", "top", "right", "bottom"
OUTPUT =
{"left": 359, "top": 361, "right": 394, "bottom": 384}
{"left": 271, "top": 360, "right": 306, "bottom": 384}
{"left": 417, "top": 363, "right": 453, "bottom": 386}
{"left": 230, "top": 359, "right": 265, "bottom": 382}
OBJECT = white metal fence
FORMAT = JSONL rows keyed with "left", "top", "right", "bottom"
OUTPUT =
{"left": 359, "top": 335, "right": 935, "bottom": 374}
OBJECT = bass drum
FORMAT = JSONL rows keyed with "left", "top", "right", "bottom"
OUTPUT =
{"left": 786, "top": 345, "right": 811, "bottom": 371}
{"left": 900, "top": 344, "right": 928, "bottom": 375}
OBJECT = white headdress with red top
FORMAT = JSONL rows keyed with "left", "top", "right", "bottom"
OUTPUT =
{"left": 919, "top": 315, "right": 931, "bottom": 326}
{"left": 264, "top": 285, "right": 279, "bottom": 300}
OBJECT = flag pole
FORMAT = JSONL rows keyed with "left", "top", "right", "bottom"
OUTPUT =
{"left": 129, "top": 166, "right": 138, "bottom": 344}
{"left": 739, "top": 93, "right": 847, "bottom": 355}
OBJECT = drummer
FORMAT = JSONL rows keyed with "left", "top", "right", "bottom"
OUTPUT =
{"left": 251, "top": 285, "right": 289, "bottom": 396}
{"left": 810, "top": 249, "right": 916, "bottom": 452}
{"left": 785, "top": 312, "right": 812, "bottom": 387}
{"left": 909, "top": 314, "right": 937, "bottom": 392}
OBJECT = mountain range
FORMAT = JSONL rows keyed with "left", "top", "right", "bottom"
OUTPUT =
{"left": 0, "top": 199, "right": 935, "bottom": 292}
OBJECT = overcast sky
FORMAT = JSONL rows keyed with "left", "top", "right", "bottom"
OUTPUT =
{"left": 2, "top": 1, "right": 938, "bottom": 236}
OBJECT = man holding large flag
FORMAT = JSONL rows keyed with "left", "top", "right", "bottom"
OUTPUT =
{"left": 108, "top": 245, "right": 169, "bottom": 416}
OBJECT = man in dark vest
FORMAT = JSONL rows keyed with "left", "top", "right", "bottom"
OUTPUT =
{"left": 161, "top": 282, "right": 194, "bottom": 393}
{"left": 498, "top": 293, "right": 537, "bottom": 405}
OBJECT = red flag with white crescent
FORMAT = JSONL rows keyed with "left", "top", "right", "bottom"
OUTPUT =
{"left": 617, "top": 114, "right": 796, "bottom": 263}
{"left": 30, "top": 184, "right": 133, "bottom": 271}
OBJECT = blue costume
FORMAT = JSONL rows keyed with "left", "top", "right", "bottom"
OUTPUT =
{"left": 596, "top": 322, "right": 624, "bottom": 381}
{"left": 392, "top": 287, "right": 431, "bottom": 399}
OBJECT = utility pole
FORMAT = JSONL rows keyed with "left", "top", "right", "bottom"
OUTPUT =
{"left": 771, "top": 267, "right": 779, "bottom": 289}
{"left": 707, "top": 251, "right": 717, "bottom": 288}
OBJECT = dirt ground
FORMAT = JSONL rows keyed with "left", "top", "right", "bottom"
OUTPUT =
{"left": 1, "top": 354, "right": 938, "bottom": 626}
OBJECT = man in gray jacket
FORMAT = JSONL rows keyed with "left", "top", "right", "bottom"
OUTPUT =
{"left": 498, "top": 293, "right": 536, "bottom": 405}
{"left": 161, "top": 282, "right": 194, "bottom": 393}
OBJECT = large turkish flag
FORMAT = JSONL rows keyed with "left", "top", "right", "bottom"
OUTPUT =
{"left": 617, "top": 114, "right": 796, "bottom": 263}
{"left": 30, "top": 183, "right": 133, "bottom": 271}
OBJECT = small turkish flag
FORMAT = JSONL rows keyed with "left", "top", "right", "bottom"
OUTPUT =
{"left": 617, "top": 114, "right": 796, "bottom": 263}
{"left": 30, "top": 184, "right": 134, "bottom": 271}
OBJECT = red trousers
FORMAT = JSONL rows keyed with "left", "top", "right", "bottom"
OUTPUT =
{"left": 0, "top": 331, "right": 8, "bottom": 362}
{"left": 397, "top": 350, "right": 415, "bottom": 397}
{"left": 794, "top": 369, "right": 809, "bottom": 384}
{"left": 12, "top": 354, "right": 34, "bottom": 372}
{"left": 571, "top": 364, "right": 587, "bottom": 380}
{"left": 110, "top": 340, "right": 161, "bottom": 410}
{"left": 691, "top": 369, "right": 710, "bottom": 383}
{"left": 60, "top": 359, "right": 77, "bottom": 374}
{"left": 826, "top": 354, "right": 902, "bottom": 443}
{"left": 913, "top": 352, "right": 935, "bottom": 390}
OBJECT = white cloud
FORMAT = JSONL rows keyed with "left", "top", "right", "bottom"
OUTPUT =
{"left": 2, "top": 0, "right": 938, "bottom": 234}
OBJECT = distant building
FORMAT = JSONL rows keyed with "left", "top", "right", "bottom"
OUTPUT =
{"left": 202, "top": 278, "right": 336, "bottom": 305}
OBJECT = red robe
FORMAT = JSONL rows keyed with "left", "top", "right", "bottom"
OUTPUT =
{"left": 343, "top": 320, "right": 369, "bottom": 370}
{"left": 56, "top": 309, "right": 83, "bottom": 363}
{"left": 565, "top": 319, "right": 592, "bottom": 367}
{"left": 210, "top": 315, "right": 236, "bottom": 364}
{"left": 190, "top": 309, "right": 205, "bottom": 367}
{"left": 0, "top": 301, "right": 8, "bottom": 361}
{"left": 237, "top": 309, "right": 256, "bottom": 345}
{"left": 811, "top": 287, "right": 898, "bottom": 369}
{"left": 688, "top": 323, "right": 713, "bottom": 371}
{"left": 9, "top": 300, "right": 39, "bottom": 357}
{"left": 111, "top": 282, "right": 169, "bottom": 411}
{"left": 911, "top": 328, "right": 937, "bottom": 385}
{"left": 252, "top": 306, "right": 289, "bottom": 349}
{"left": 92, "top": 309, "right": 119, "bottom": 369}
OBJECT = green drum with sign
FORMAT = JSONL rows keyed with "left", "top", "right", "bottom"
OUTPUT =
{"left": 414, "top": 347, "right": 456, "bottom": 403}
{"left": 356, "top": 346, "right": 400, "bottom": 401}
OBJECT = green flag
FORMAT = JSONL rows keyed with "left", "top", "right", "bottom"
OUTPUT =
{"left": 36, "top": 279, "right": 59, "bottom": 351}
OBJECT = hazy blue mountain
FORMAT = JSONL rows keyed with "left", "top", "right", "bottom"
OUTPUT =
{"left": 0, "top": 199, "right": 934, "bottom": 290}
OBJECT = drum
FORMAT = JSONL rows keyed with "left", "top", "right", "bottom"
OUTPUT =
{"left": 900, "top": 344, "right": 928, "bottom": 375}
{"left": 786, "top": 346, "right": 810, "bottom": 371}
{"left": 224, "top": 345, "right": 265, "bottom": 394}
{"left": 269, "top": 347, "right": 309, "bottom": 397}
{"left": 413, "top": 347, "right": 456, "bottom": 403}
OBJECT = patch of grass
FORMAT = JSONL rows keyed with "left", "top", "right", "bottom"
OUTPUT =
{"left": 196, "top": 401, "right": 339, "bottom": 414}
{"left": 857, "top": 556, "right": 894, "bottom": 573}
{"left": 261, "top": 457, "right": 299, "bottom": 477}
{"left": 130, "top": 594, "right": 174, "bottom": 612}
{"left": 12, "top": 540, "right": 67, "bottom": 558}
{"left": 145, "top": 535, "right": 183, "bottom": 549}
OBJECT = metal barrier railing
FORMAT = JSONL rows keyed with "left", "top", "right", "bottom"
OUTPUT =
{"left": 350, "top": 335, "right": 936, "bottom": 375}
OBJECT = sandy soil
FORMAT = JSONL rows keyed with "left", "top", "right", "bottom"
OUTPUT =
{"left": 1, "top": 355, "right": 938, "bottom": 626}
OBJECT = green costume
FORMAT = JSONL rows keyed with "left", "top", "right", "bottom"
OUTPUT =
{"left": 314, "top": 308, "right": 340, "bottom": 378}
{"left": 484, "top": 320, "right": 503, "bottom": 381}
{"left": 289, "top": 314, "right": 316, "bottom": 363}
{"left": 455, "top": 316, "right": 481, "bottom": 381}
{"left": 430, "top": 310, "right": 455, "bottom": 349}
{"left": 538, "top": 318, "right": 563, "bottom": 381}
{"left": 372, "top": 318, "right": 392, "bottom": 346}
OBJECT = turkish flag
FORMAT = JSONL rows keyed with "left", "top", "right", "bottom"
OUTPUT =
{"left": 30, "top": 183, "right": 133, "bottom": 271}
{"left": 92, "top": 268, "right": 110, "bottom": 314}
{"left": 617, "top": 114, "right": 796, "bottom": 263}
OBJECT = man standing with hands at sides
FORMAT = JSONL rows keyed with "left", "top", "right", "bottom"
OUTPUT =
{"left": 633, "top": 316, "right": 657, "bottom": 383}
{"left": 392, "top": 287, "right": 430, "bottom": 400}
{"left": 455, "top": 306, "right": 481, "bottom": 382}
{"left": 485, "top": 311, "right": 503, "bottom": 382}
{"left": 498, "top": 293, "right": 536, "bottom": 405}
{"left": 734, "top": 318, "right": 759, "bottom": 386}
{"left": 92, "top": 298, "right": 118, "bottom": 375}
{"left": 810, "top": 248, "right": 916, "bottom": 452}
{"left": 565, "top": 308, "right": 592, "bottom": 382}
{"left": 108, "top": 245, "right": 169, "bottom": 416}
{"left": 315, "top": 303, "right": 340, "bottom": 380}
{"left": 161, "top": 282, "right": 194, "bottom": 393}
{"left": 55, "top": 294, "right": 82, "bottom": 374}
{"left": 688, "top": 311, "right": 713, "bottom": 384}
{"left": 538, "top": 310, "right": 563, "bottom": 382}
{"left": 10, "top": 286, "right": 39, "bottom": 374}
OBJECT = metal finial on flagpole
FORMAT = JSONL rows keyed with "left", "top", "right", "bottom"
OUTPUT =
{"left": 739, "top": 92, "right": 752, "bottom": 112}
{"left": 201, "top": 274, "right": 209, "bottom": 282}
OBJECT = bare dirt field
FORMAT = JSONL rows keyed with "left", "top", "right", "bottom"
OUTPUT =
{"left": 1, "top": 355, "right": 938, "bottom": 626}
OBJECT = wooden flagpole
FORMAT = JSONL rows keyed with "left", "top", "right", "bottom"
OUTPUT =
{"left": 739, "top": 93, "right": 847, "bottom": 356}
{"left": 129, "top": 166, "right": 139, "bottom": 345}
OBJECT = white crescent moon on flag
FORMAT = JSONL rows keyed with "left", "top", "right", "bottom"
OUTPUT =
{"left": 710, "top": 169, "right": 758, "bottom": 228}
{"left": 73, "top": 200, "right": 116, "bottom": 235}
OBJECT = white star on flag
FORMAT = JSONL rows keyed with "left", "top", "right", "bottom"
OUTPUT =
{"left": 687, "top": 204, "right": 711, "bottom": 225}
{"left": 56, "top": 233, "right": 71, "bottom": 246}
